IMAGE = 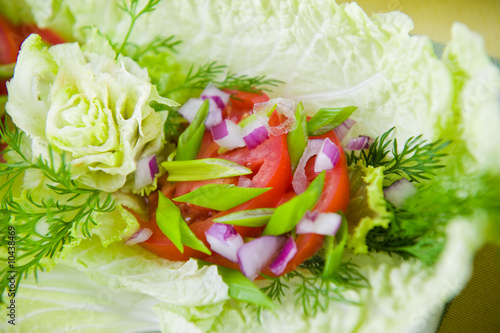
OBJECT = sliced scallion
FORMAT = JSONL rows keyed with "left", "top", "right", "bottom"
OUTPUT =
{"left": 161, "top": 158, "right": 252, "bottom": 181}
{"left": 262, "top": 172, "right": 325, "bottom": 236}
{"left": 214, "top": 208, "right": 275, "bottom": 227}
{"left": 322, "top": 213, "right": 348, "bottom": 278}
{"left": 156, "top": 192, "right": 211, "bottom": 255}
{"left": 175, "top": 99, "right": 209, "bottom": 161}
{"left": 307, "top": 106, "right": 357, "bottom": 136}
{"left": 174, "top": 184, "right": 270, "bottom": 211}
{"left": 287, "top": 102, "right": 308, "bottom": 171}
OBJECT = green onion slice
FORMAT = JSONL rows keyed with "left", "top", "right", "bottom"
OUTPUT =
{"left": 175, "top": 100, "right": 209, "bottom": 161}
{"left": 307, "top": 106, "right": 357, "bottom": 136}
{"left": 173, "top": 184, "right": 271, "bottom": 211}
{"left": 161, "top": 158, "right": 252, "bottom": 181}
{"left": 213, "top": 208, "right": 275, "bottom": 227}
{"left": 287, "top": 102, "right": 308, "bottom": 171}
{"left": 262, "top": 171, "right": 325, "bottom": 236}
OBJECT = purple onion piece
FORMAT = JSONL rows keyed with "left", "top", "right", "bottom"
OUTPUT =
{"left": 292, "top": 139, "right": 324, "bottom": 194}
{"left": 314, "top": 138, "right": 340, "bottom": 173}
{"left": 202, "top": 95, "right": 226, "bottom": 110}
{"left": 134, "top": 155, "right": 158, "bottom": 190}
{"left": 333, "top": 118, "right": 356, "bottom": 141}
{"left": 178, "top": 98, "right": 204, "bottom": 123}
{"left": 124, "top": 228, "right": 153, "bottom": 245}
{"left": 269, "top": 236, "right": 297, "bottom": 275}
{"left": 211, "top": 120, "right": 246, "bottom": 149}
{"left": 384, "top": 178, "right": 417, "bottom": 208}
{"left": 242, "top": 120, "right": 269, "bottom": 150}
{"left": 148, "top": 155, "right": 159, "bottom": 179}
{"left": 200, "top": 83, "right": 230, "bottom": 110}
{"left": 237, "top": 235, "right": 287, "bottom": 281}
{"left": 205, "top": 223, "right": 244, "bottom": 263}
{"left": 345, "top": 135, "right": 370, "bottom": 150}
{"left": 296, "top": 212, "right": 342, "bottom": 236}
{"left": 211, "top": 120, "right": 229, "bottom": 140}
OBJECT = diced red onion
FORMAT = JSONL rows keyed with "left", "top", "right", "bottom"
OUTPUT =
{"left": 384, "top": 178, "right": 417, "bottom": 208}
{"left": 314, "top": 138, "right": 340, "bottom": 173}
{"left": 296, "top": 212, "right": 342, "bottom": 236}
{"left": 200, "top": 83, "right": 230, "bottom": 110}
{"left": 211, "top": 119, "right": 246, "bottom": 149}
{"left": 269, "top": 236, "right": 297, "bottom": 275}
{"left": 134, "top": 155, "right": 158, "bottom": 190}
{"left": 254, "top": 98, "right": 296, "bottom": 136}
{"left": 204, "top": 98, "right": 223, "bottom": 129}
{"left": 237, "top": 235, "right": 287, "bottom": 280}
{"left": 345, "top": 135, "right": 370, "bottom": 150}
{"left": 178, "top": 98, "right": 204, "bottom": 123}
{"left": 205, "top": 223, "right": 244, "bottom": 263}
{"left": 242, "top": 119, "right": 269, "bottom": 150}
{"left": 238, "top": 176, "right": 253, "bottom": 187}
{"left": 292, "top": 139, "right": 324, "bottom": 194}
{"left": 124, "top": 228, "right": 153, "bottom": 245}
{"left": 333, "top": 118, "right": 356, "bottom": 141}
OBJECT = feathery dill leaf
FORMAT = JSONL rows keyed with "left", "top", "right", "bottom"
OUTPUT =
{"left": 346, "top": 127, "right": 450, "bottom": 183}
{"left": 219, "top": 72, "right": 284, "bottom": 93}
{"left": 261, "top": 257, "right": 368, "bottom": 316}
{"left": 0, "top": 122, "right": 115, "bottom": 301}
{"left": 115, "top": 0, "right": 161, "bottom": 58}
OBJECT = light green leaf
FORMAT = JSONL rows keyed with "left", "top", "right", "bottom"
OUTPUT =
{"left": 162, "top": 158, "right": 252, "bottom": 181}
{"left": 214, "top": 208, "right": 275, "bottom": 227}
{"left": 174, "top": 184, "right": 270, "bottom": 211}
{"left": 263, "top": 172, "right": 325, "bottom": 236}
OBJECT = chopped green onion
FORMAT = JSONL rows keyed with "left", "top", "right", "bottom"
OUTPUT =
{"left": 238, "top": 103, "right": 277, "bottom": 128}
{"left": 214, "top": 208, "right": 275, "bottom": 227}
{"left": 262, "top": 172, "right": 325, "bottom": 236}
{"left": 286, "top": 102, "right": 308, "bottom": 171}
{"left": 161, "top": 158, "right": 252, "bottom": 181}
{"left": 198, "top": 261, "right": 275, "bottom": 309}
{"left": 307, "top": 106, "right": 357, "bottom": 136}
{"left": 156, "top": 192, "right": 211, "bottom": 255}
{"left": 173, "top": 184, "right": 271, "bottom": 211}
{"left": 175, "top": 100, "right": 209, "bottom": 161}
{"left": 322, "top": 214, "right": 348, "bottom": 278}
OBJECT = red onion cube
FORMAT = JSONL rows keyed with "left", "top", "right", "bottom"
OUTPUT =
{"left": 314, "top": 138, "right": 340, "bottom": 173}
{"left": 237, "top": 235, "right": 286, "bottom": 280}
{"left": 206, "top": 223, "right": 244, "bottom": 263}
{"left": 242, "top": 120, "right": 269, "bottom": 150}
{"left": 333, "top": 118, "right": 356, "bottom": 141}
{"left": 384, "top": 178, "right": 417, "bottom": 208}
{"left": 269, "top": 236, "right": 297, "bottom": 275}
{"left": 124, "top": 228, "right": 153, "bottom": 245}
{"left": 345, "top": 135, "right": 370, "bottom": 150}
{"left": 211, "top": 120, "right": 246, "bottom": 149}
{"left": 134, "top": 155, "right": 158, "bottom": 190}
{"left": 178, "top": 98, "right": 204, "bottom": 123}
{"left": 296, "top": 212, "right": 342, "bottom": 236}
{"left": 292, "top": 139, "right": 324, "bottom": 194}
{"left": 204, "top": 98, "right": 223, "bottom": 129}
{"left": 201, "top": 83, "right": 230, "bottom": 109}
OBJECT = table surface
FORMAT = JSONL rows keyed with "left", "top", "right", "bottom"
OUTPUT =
{"left": 337, "top": 1, "right": 500, "bottom": 332}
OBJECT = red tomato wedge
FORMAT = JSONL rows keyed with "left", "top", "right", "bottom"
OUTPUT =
{"left": 137, "top": 90, "right": 350, "bottom": 276}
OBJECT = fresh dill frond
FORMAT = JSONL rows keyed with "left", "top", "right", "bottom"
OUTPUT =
{"left": 219, "top": 72, "right": 284, "bottom": 93}
{"left": 261, "top": 258, "right": 368, "bottom": 316}
{"left": 346, "top": 127, "right": 450, "bottom": 183}
{"left": 0, "top": 122, "right": 115, "bottom": 301}
{"left": 125, "top": 35, "right": 182, "bottom": 60}
{"left": 116, "top": 0, "right": 161, "bottom": 58}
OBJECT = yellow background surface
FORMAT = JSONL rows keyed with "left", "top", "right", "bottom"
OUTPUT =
{"left": 338, "top": 1, "right": 500, "bottom": 332}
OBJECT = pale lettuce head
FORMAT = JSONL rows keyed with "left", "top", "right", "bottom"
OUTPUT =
{"left": 1, "top": 1, "right": 500, "bottom": 333}
{"left": 6, "top": 33, "right": 178, "bottom": 192}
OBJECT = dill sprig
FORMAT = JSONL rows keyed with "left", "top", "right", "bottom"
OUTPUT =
{"left": 261, "top": 258, "right": 368, "bottom": 316}
{"left": 346, "top": 127, "right": 450, "bottom": 183}
{"left": 116, "top": 0, "right": 161, "bottom": 58}
{"left": 126, "top": 35, "right": 181, "bottom": 59}
{"left": 219, "top": 72, "right": 283, "bottom": 93}
{"left": 0, "top": 122, "right": 115, "bottom": 301}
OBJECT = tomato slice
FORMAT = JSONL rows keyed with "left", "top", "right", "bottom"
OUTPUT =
{"left": 138, "top": 91, "right": 350, "bottom": 277}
